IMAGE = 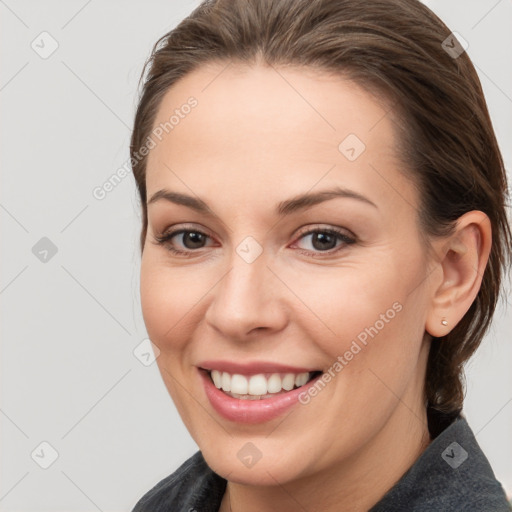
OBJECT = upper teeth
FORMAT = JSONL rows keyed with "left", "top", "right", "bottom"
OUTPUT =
{"left": 210, "top": 370, "right": 311, "bottom": 395}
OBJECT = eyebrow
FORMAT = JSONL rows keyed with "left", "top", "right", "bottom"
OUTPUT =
{"left": 147, "top": 186, "right": 378, "bottom": 217}
{"left": 277, "top": 186, "right": 378, "bottom": 214}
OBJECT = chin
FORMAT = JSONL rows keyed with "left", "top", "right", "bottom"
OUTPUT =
{"left": 199, "top": 441, "right": 311, "bottom": 486}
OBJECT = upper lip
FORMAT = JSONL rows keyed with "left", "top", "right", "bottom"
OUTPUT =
{"left": 198, "top": 360, "right": 319, "bottom": 376}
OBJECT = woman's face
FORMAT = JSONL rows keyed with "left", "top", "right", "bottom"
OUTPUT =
{"left": 141, "top": 62, "right": 435, "bottom": 485}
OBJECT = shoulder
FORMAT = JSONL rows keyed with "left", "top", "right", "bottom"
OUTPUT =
{"left": 370, "top": 414, "right": 511, "bottom": 511}
{"left": 131, "top": 451, "right": 226, "bottom": 512}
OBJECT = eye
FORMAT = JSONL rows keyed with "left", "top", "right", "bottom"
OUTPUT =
{"left": 152, "top": 227, "right": 215, "bottom": 256}
{"left": 152, "top": 224, "right": 355, "bottom": 258}
{"left": 292, "top": 227, "right": 355, "bottom": 256}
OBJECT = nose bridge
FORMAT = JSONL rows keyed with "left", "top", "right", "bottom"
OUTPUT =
{"left": 205, "top": 239, "right": 287, "bottom": 337}
{"left": 219, "top": 246, "right": 271, "bottom": 315}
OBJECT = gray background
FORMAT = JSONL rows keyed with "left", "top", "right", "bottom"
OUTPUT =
{"left": 1, "top": 1, "right": 510, "bottom": 510}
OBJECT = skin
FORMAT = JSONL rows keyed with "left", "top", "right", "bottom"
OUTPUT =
{"left": 140, "top": 61, "right": 491, "bottom": 512}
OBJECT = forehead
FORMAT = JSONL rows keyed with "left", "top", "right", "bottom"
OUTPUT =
{"left": 145, "top": 61, "right": 414, "bottom": 214}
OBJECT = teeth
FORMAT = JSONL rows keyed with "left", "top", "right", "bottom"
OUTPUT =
{"left": 210, "top": 370, "right": 313, "bottom": 397}
{"left": 248, "top": 374, "right": 267, "bottom": 395}
{"left": 267, "top": 373, "right": 282, "bottom": 393}
{"left": 231, "top": 374, "right": 248, "bottom": 394}
{"left": 295, "top": 372, "right": 309, "bottom": 387}
{"left": 211, "top": 370, "right": 222, "bottom": 388}
{"left": 221, "top": 371, "right": 231, "bottom": 392}
{"left": 282, "top": 373, "right": 295, "bottom": 391}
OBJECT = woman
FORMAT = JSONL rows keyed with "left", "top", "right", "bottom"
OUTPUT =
{"left": 130, "top": 0, "right": 511, "bottom": 510}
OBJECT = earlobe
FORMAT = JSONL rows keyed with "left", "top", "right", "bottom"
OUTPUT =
{"left": 425, "top": 211, "right": 492, "bottom": 338}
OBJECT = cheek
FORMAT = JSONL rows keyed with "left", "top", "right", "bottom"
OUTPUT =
{"left": 290, "top": 262, "right": 428, "bottom": 434}
{"left": 287, "top": 248, "right": 427, "bottom": 372}
{"left": 140, "top": 256, "right": 209, "bottom": 422}
{"left": 140, "top": 256, "right": 208, "bottom": 350}
{"left": 288, "top": 263, "right": 402, "bottom": 346}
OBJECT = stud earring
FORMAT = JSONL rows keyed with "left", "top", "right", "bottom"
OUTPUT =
{"left": 441, "top": 318, "right": 448, "bottom": 326}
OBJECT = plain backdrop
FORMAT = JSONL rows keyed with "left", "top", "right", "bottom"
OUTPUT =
{"left": 1, "top": 1, "right": 511, "bottom": 510}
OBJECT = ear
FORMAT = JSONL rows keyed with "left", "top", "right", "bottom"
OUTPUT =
{"left": 425, "top": 210, "right": 492, "bottom": 337}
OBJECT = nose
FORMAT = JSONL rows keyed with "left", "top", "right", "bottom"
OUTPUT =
{"left": 204, "top": 249, "right": 289, "bottom": 340}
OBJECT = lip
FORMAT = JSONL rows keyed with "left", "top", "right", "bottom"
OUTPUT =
{"left": 198, "top": 359, "right": 317, "bottom": 376}
{"left": 199, "top": 367, "right": 322, "bottom": 424}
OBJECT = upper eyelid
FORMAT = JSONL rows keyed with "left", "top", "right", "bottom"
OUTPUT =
{"left": 158, "top": 224, "right": 212, "bottom": 237}
{"left": 158, "top": 223, "right": 353, "bottom": 239}
{"left": 294, "top": 224, "right": 354, "bottom": 236}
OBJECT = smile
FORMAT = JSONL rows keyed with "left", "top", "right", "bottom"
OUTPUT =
{"left": 208, "top": 370, "right": 321, "bottom": 399}
{"left": 198, "top": 362, "right": 324, "bottom": 423}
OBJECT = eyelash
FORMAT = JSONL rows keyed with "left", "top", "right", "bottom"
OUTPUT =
{"left": 152, "top": 225, "right": 356, "bottom": 258}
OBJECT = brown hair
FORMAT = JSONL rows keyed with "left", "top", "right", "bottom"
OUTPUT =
{"left": 130, "top": 0, "right": 511, "bottom": 423}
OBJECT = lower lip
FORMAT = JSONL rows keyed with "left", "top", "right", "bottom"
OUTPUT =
{"left": 199, "top": 369, "right": 321, "bottom": 424}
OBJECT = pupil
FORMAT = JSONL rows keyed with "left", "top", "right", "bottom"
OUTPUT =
{"left": 312, "top": 232, "right": 336, "bottom": 250}
{"left": 184, "top": 232, "right": 205, "bottom": 249}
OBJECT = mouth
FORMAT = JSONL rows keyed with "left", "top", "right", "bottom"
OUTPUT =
{"left": 198, "top": 362, "right": 325, "bottom": 423}
{"left": 202, "top": 368, "right": 323, "bottom": 400}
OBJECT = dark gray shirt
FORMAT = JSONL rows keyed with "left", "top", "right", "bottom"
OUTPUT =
{"left": 132, "top": 415, "right": 511, "bottom": 511}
